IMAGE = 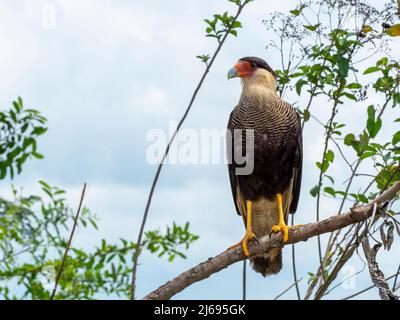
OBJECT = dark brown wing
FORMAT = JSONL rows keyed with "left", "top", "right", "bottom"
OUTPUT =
{"left": 227, "top": 110, "right": 241, "bottom": 216}
{"left": 289, "top": 112, "right": 303, "bottom": 214}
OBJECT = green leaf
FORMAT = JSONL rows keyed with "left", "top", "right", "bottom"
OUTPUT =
{"left": 376, "top": 57, "right": 388, "bottom": 66}
{"left": 366, "top": 105, "right": 382, "bottom": 139}
{"left": 295, "top": 80, "right": 307, "bottom": 96}
{"left": 367, "top": 119, "right": 378, "bottom": 138}
{"left": 321, "top": 160, "right": 329, "bottom": 172}
{"left": 326, "top": 150, "right": 335, "bottom": 163}
{"left": 303, "top": 109, "right": 310, "bottom": 122}
{"left": 324, "top": 187, "right": 336, "bottom": 197}
{"left": 393, "top": 93, "right": 400, "bottom": 106}
{"left": 358, "top": 194, "right": 369, "bottom": 203}
{"left": 367, "top": 105, "right": 375, "bottom": 120}
{"left": 310, "top": 185, "right": 321, "bottom": 197}
{"left": 38, "top": 180, "right": 51, "bottom": 190}
{"left": 346, "top": 83, "right": 362, "bottom": 89}
{"left": 344, "top": 133, "right": 355, "bottom": 146}
{"left": 360, "top": 151, "right": 376, "bottom": 160}
{"left": 392, "top": 131, "right": 400, "bottom": 145}
{"left": 337, "top": 57, "right": 350, "bottom": 78}
{"left": 32, "top": 127, "right": 47, "bottom": 136}
{"left": 304, "top": 24, "right": 321, "bottom": 31}
{"left": 363, "top": 66, "right": 381, "bottom": 74}
{"left": 230, "top": 29, "right": 238, "bottom": 37}
{"left": 342, "top": 92, "right": 357, "bottom": 101}
{"left": 229, "top": 0, "right": 241, "bottom": 5}
{"left": 325, "top": 175, "right": 335, "bottom": 184}
{"left": 290, "top": 9, "right": 301, "bottom": 16}
{"left": 32, "top": 152, "right": 44, "bottom": 159}
{"left": 231, "top": 21, "right": 242, "bottom": 28}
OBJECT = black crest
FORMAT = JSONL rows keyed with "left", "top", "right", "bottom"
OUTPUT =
{"left": 239, "top": 56, "right": 277, "bottom": 78}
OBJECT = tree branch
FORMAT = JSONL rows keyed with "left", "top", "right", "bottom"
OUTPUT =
{"left": 142, "top": 181, "right": 400, "bottom": 300}
{"left": 362, "top": 238, "right": 399, "bottom": 300}
{"left": 130, "top": 0, "right": 252, "bottom": 299}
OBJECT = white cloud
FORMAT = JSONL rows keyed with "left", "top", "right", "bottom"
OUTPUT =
{"left": 0, "top": 4, "right": 39, "bottom": 94}
{"left": 135, "top": 86, "right": 169, "bottom": 116}
{"left": 57, "top": 0, "right": 158, "bottom": 44}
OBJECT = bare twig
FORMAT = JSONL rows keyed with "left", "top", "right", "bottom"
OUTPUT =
{"left": 129, "top": 1, "right": 253, "bottom": 300}
{"left": 242, "top": 260, "right": 246, "bottom": 300}
{"left": 398, "top": 0, "right": 400, "bottom": 17}
{"left": 274, "top": 277, "right": 303, "bottom": 300}
{"left": 50, "top": 183, "right": 87, "bottom": 300}
{"left": 291, "top": 214, "right": 301, "bottom": 300}
{"left": 142, "top": 182, "right": 400, "bottom": 300}
{"left": 342, "top": 271, "right": 400, "bottom": 300}
{"left": 392, "top": 263, "right": 400, "bottom": 291}
{"left": 362, "top": 238, "right": 399, "bottom": 300}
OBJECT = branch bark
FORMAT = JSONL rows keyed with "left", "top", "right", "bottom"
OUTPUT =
{"left": 362, "top": 238, "right": 399, "bottom": 300}
{"left": 142, "top": 181, "right": 400, "bottom": 300}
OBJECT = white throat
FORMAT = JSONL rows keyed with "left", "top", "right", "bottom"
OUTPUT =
{"left": 241, "top": 68, "right": 277, "bottom": 98}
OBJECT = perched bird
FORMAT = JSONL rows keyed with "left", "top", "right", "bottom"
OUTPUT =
{"left": 226, "top": 57, "right": 303, "bottom": 276}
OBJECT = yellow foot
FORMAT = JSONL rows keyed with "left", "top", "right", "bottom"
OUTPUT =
{"left": 228, "top": 231, "right": 258, "bottom": 257}
{"left": 271, "top": 224, "right": 303, "bottom": 243}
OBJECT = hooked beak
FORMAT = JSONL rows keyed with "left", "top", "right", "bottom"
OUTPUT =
{"left": 227, "top": 66, "right": 239, "bottom": 79}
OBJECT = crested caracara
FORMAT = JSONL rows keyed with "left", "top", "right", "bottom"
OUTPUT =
{"left": 227, "top": 56, "right": 303, "bottom": 276}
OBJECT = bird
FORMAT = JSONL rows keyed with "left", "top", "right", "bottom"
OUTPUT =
{"left": 226, "top": 56, "right": 303, "bottom": 276}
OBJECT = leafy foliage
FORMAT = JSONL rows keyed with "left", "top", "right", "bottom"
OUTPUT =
{"left": 0, "top": 183, "right": 199, "bottom": 299}
{"left": 0, "top": 99, "right": 199, "bottom": 299}
{"left": 265, "top": 0, "right": 400, "bottom": 299}
{"left": 0, "top": 97, "right": 47, "bottom": 179}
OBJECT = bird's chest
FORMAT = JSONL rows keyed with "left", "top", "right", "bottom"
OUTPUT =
{"left": 231, "top": 105, "right": 288, "bottom": 150}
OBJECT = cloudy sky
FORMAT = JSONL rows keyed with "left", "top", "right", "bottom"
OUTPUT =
{"left": 1, "top": 0, "right": 399, "bottom": 299}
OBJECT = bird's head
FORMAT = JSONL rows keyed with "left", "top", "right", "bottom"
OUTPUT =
{"left": 228, "top": 56, "right": 277, "bottom": 93}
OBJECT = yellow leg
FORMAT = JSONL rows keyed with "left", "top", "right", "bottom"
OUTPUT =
{"left": 228, "top": 200, "right": 257, "bottom": 257}
{"left": 271, "top": 193, "right": 303, "bottom": 243}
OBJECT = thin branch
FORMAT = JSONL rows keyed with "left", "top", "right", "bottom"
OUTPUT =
{"left": 274, "top": 277, "right": 303, "bottom": 300}
{"left": 392, "top": 263, "right": 400, "bottom": 291}
{"left": 323, "top": 264, "right": 366, "bottom": 296}
{"left": 50, "top": 183, "right": 87, "bottom": 300}
{"left": 291, "top": 214, "right": 302, "bottom": 300}
{"left": 242, "top": 260, "right": 246, "bottom": 300}
{"left": 129, "top": 1, "right": 252, "bottom": 300}
{"left": 342, "top": 271, "right": 400, "bottom": 300}
{"left": 315, "top": 98, "right": 340, "bottom": 286}
{"left": 362, "top": 238, "right": 399, "bottom": 300}
{"left": 142, "top": 182, "right": 400, "bottom": 300}
{"left": 398, "top": 0, "right": 400, "bottom": 17}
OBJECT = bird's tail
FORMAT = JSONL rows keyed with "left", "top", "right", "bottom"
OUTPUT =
{"left": 250, "top": 248, "right": 282, "bottom": 277}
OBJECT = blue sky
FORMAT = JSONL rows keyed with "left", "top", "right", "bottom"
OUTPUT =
{"left": 1, "top": 0, "right": 399, "bottom": 299}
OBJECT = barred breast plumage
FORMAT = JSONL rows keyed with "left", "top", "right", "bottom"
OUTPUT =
{"left": 228, "top": 93, "right": 301, "bottom": 205}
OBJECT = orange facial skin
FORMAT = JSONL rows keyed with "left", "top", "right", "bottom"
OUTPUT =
{"left": 235, "top": 60, "right": 255, "bottom": 77}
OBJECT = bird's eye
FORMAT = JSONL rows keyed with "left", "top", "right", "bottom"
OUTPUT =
{"left": 251, "top": 62, "right": 257, "bottom": 68}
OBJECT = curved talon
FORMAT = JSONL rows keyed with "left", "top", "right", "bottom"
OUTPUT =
{"left": 228, "top": 231, "right": 257, "bottom": 257}
{"left": 229, "top": 200, "right": 257, "bottom": 257}
{"left": 242, "top": 231, "right": 256, "bottom": 256}
{"left": 271, "top": 224, "right": 304, "bottom": 243}
{"left": 272, "top": 224, "right": 289, "bottom": 243}
{"left": 253, "top": 234, "right": 260, "bottom": 244}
